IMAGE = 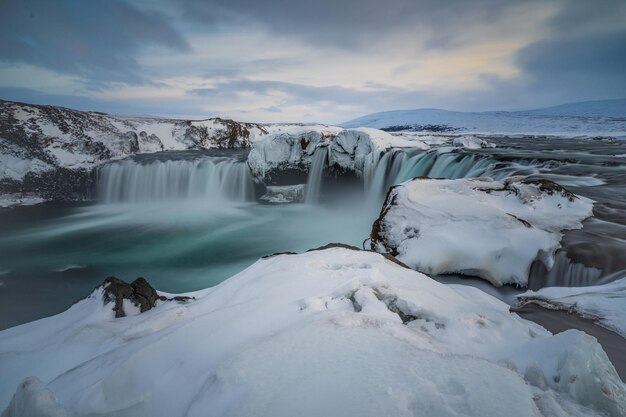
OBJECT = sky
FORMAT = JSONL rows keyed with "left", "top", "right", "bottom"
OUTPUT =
{"left": 0, "top": 0, "right": 625, "bottom": 123}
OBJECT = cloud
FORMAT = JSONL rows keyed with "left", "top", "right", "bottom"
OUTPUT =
{"left": 0, "top": 0, "right": 190, "bottom": 84}
{"left": 515, "top": 29, "right": 626, "bottom": 101}
{"left": 1, "top": 0, "right": 624, "bottom": 122}
{"left": 177, "top": 0, "right": 543, "bottom": 50}
{"left": 0, "top": 86, "right": 210, "bottom": 118}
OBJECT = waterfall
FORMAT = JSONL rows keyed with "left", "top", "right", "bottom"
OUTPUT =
{"left": 305, "top": 147, "right": 328, "bottom": 204}
{"left": 97, "top": 157, "right": 254, "bottom": 204}
{"left": 359, "top": 149, "right": 546, "bottom": 211}
{"left": 365, "top": 152, "right": 393, "bottom": 206}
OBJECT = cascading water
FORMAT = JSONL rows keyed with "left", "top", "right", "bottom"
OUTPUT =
{"left": 365, "top": 152, "right": 394, "bottom": 206}
{"left": 304, "top": 147, "right": 328, "bottom": 204}
{"left": 365, "top": 149, "right": 543, "bottom": 197}
{"left": 97, "top": 157, "right": 255, "bottom": 204}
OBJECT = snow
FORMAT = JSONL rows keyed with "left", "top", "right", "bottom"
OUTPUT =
{"left": 371, "top": 177, "right": 594, "bottom": 286}
{"left": 0, "top": 248, "right": 623, "bottom": 417}
{"left": 342, "top": 99, "right": 626, "bottom": 137}
{"left": 2, "top": 377, "right": 69, "bottom": 417}
{"left": 45, "top": 146, "right": 95, "bottom": 169}
{"left": 453, "top": 135, "right": 496, "bottom": 149}
{"left": 0, "top": 154, "right": 52, "bottom": 180}
{"left": 517, "top": 277, "right": 626, "bottom": 338}
{"left": 0, "top": 194, "right": 45, "bottom": 208}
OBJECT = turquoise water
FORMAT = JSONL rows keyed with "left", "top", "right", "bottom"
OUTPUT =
{"left": 2, "top": 137, "right": 626, "bottom": 330}
{"left": 0, "top": 196, "right": 377, "bottom": 329}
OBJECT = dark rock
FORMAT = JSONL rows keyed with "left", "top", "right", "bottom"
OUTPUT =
{"left": 139, "top": 131, "right": 164, "bottom": 151}
{"left": 100, "top": 276, "right": 193, "bottom": 318}
{"left": 380, "top": 124, "right": 461, "bottom": 133}
{"left": 517, "top": 178, "right": 577, "bottom": 201}
{"left": 123, "top": 131, "right": 140, "bottom": 154}
{"left": 262, "top": 251, "right": 299, "bottom": 259}
{"left": 370, "top": 185, "right": 401, "bottom": 255}
{"left": 0, "top": 168, "right": 95, "bottom": 201}
{"left": 102, "top": 277, "right": 160, "bottom": 317}
{"left": 307, "top": 242, "right": 361, "bottom": 252}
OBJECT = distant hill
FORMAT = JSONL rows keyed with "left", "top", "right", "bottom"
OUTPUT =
{"left": 519, "top": 99, "right": 626, "bottom": 118}
{"left": 342, "top": 99, "right": 626, "bottom": 136}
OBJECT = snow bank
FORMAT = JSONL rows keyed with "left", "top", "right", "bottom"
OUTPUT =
{"left": 517, "top": 277, "right": 626, "bottom": 338}
{"left": 0, "top": 248, "right": 623, "bottom": 417}
{"left": 370, "top": 177, "right": 594, "bottom": 286}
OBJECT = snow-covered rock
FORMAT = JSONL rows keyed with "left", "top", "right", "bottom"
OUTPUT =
{"left": 247, "top": 126, "right": 342, "bottom": 183}
{"left": 247, "top": 126, "right": 425, "bottom": 184}
{"left": 0, "top": 248, "right": 623, "bottom": 417}
{"left": 452, "top": 135, "right": 496, "bottom": 149}
{"left": 328, "top": 127, "right": 423, "bottom": 175}
{"left": 517, "top": 277, "right": 626, "bottom": 338}
{"left": 370, "top": 177, "right": 594, "bottom": 286}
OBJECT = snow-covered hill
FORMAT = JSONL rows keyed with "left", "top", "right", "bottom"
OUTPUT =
{"left": 342, "top": 99, "right": 626, "bottom": 137}
{"left": 0, "top": 100, "right": 334, "bottom": 204}
{"left": 1, "top": 247, "right": 624, "bottom": 417}
{"left": 0, "top": 99, "right": 268, "bottom": 177}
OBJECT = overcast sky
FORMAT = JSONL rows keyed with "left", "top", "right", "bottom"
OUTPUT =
{"left": 0, "top": 0, "right": 625, "bottom": 123}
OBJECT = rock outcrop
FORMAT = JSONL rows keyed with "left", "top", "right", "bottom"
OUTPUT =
{"left": 99, "top": 276, "right": 192, "bottom": 318}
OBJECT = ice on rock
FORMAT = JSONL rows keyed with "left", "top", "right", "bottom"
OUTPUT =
{"left": 247, "top": 126, "right": 426, "bottom": 184}
{"left": 0, "top": 248, "right": 623, "bottom": 417}
{"left": 517, "top": 277, "right": 626, "bottom": 337}
{"left": 247, "top": 126, "right": 343, "bottom": 181}
{"left": 370, "top": 177, "right": 594, "bottom": 286}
